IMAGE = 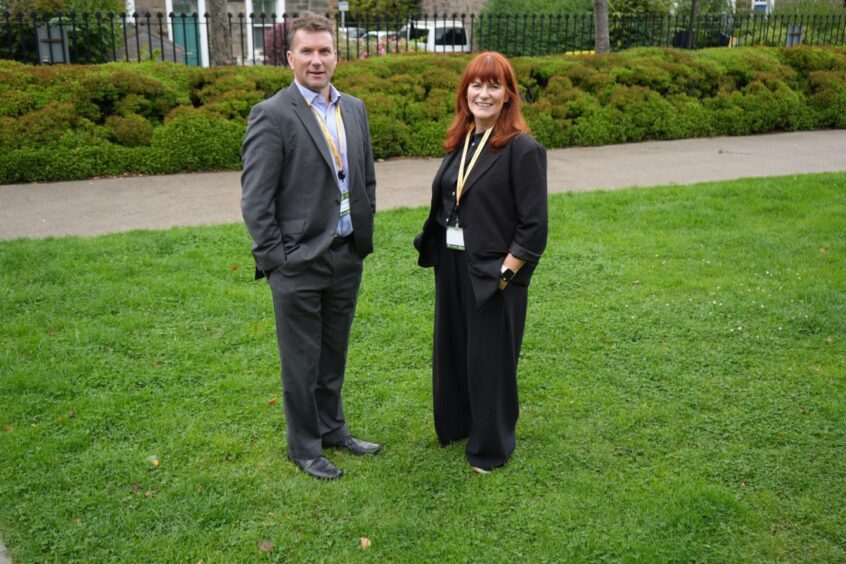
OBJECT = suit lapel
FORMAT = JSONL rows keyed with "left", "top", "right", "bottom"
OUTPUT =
{"left": 459, "top": 147, "right": 503, "bottom": 200}
{"left": 339, "top": 95, "right": 361, "bottom": 186}
{"left": 284, "top": 84, "right": 337, "bottom": 177}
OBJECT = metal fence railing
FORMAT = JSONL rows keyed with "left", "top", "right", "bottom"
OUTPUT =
{"left": 2, "top": 11, "right": 845, "bottom": 66}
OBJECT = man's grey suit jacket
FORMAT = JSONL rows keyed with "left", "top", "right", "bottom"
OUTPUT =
{"left": 241, "top": 83, "right": 377, "bottom": 279}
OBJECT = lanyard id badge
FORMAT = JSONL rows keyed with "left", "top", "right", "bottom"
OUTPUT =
{"left": 446, "top": 225, "right": 465, "bottom": 250}
{"left": 340, "top": 192, "right": 351, "bottom": 218}
{"left": 446, "top": 127, "right": 492, "bottom": 252}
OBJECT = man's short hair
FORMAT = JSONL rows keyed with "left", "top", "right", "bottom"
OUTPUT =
{"left": 288, "top": 12, "right": 336, "bottom": 51}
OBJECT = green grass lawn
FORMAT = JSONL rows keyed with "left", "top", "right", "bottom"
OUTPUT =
{"left": 1, "top": 173, "right": 844, "bottom": 561}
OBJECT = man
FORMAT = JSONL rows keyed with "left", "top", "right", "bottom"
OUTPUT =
{"left": 241, "top": 12, "right": 380, "bottom": 480}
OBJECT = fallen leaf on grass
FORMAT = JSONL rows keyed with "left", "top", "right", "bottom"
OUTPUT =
{"left": 632, "top": 280, "right": 641, "bottom": 285}
{"left": 258, "top": 540, "right": 276, "bottom": 552}
{"left": 360, "top": 537, "right": 372, "bottom": 550}
{"left": 231, "top": 264, "right": 240, "bottom": 271}
{"left": 268, "top": 397, "right": 278, "bottom": 406}
{"left": 820, "top": 246, "right": 828, "bottom": 254}
{"left": 2, "top": 424, "right": 11, "bottom": 432}
{"left": 146, "top": 455, "right": 160, "bottom": 468}
{"left": 131, "top": 485, "right": 141, "bottom": 494}
{"left": 145, "top": 490, "right": 155, "bottom": 497}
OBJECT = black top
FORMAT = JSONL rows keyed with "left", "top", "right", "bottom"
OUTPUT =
{"left": 435, "top": 131, "right": 487, "bottom": 228}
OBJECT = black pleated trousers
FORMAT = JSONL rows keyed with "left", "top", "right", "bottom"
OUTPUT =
{"left": 433, "top": 241, "right": 528, "bottom": 470}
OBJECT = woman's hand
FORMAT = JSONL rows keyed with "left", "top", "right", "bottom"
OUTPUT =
{"left": 499, "top": 253, "right": 525, "bottom": 290}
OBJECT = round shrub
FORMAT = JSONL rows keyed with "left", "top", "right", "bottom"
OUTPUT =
{"left": 1, "top": 47, "right": 845, "bottom": 183}
{"left": 807, "top": 71, "right": 846, "bottom": 128}
{"left": 403, "top": 118, "right": 449, "bottom": 157}
{"left": 152, "top": 110, "right": 244, "bottom": 171}
{"left": 106, "top": 115, "right": 154, "bottom": 147}
{"left": 367, "top": 113, "right": 409, "bottom": 160}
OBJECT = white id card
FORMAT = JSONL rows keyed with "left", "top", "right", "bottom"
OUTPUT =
{"left": 340, "top": 193, "right": 350, "bottom": 217}
{"left": 446, "top": 226, "right": 465, "bottom": 250}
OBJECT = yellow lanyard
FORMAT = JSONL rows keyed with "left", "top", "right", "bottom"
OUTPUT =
{"left": 456, "top": 127, "right": 493, "bottom": 204}
{"left": 308, "top": 101, "right": 346, "bottom": 181}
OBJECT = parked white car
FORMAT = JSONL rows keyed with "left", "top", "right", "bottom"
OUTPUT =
{"left": 400, "top": 20, "right": 471, "bottom": 53}
{"left": 338, "top": 26, "right": 367, "bottom": 39}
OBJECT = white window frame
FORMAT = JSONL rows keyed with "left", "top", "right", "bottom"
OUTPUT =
{"left": 243, "top": 0, "right": 285, "bottom": 64}
{"left": 165, "top": 0, "right": 210, "bottom": 67}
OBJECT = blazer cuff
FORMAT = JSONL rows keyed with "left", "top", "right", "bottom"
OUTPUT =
{"left": 508, "top": 241, "right": 541, "bottom": 264}
{"left": 254, "top": 244, "right": 286, "bottom": 273}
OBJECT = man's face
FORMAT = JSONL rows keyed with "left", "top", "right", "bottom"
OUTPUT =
{"left": 287, "top": 29, "right": 337, "bottom": 96}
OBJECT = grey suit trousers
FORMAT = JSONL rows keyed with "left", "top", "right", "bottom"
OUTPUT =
{"left": 267, "top": 239, "right": 363, "bottom": 459}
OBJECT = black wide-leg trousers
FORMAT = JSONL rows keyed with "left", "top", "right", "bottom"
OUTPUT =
{"left": 433, "top": 242, "right": 528, "bottom": 470}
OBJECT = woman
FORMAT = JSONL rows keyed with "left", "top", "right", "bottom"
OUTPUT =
{"left": 414, "top": 52, "right": 548, "bottom": 473}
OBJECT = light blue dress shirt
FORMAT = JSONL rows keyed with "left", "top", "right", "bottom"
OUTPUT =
{"left": 294, "top": 80, "right": 352, "bottom": 238}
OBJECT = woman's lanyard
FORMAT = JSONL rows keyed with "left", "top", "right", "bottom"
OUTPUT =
{"left": 308, "top": 102, "right": 346, "bottom": 181}
{"left": 456, "top": 126, "right": 493, "bottom": 205}
{"left": 446, "top": 127, "right": 492, "bottom": 251}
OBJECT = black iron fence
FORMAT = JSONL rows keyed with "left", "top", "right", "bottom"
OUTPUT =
{"left": 2, "top": 11, "right": 845, "bottom": 66}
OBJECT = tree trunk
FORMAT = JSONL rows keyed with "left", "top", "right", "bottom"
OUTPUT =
{"left": 207, "top": 0, "right": 234, "bottom": 66}
{"left": 593, "top": 0, "right": 610, "bottom": 54}
{"left": 687, "top": 0, "right": 699, "bottom": 49}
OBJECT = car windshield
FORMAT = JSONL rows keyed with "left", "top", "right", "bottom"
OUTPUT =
{"left": 434, "top": 28, "right": 467, "bottom": 46}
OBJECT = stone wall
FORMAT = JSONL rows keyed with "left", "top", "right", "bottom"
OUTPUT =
{"left": 419, "top": 0, "right": 486, "bottom": 17}
{"left": 285, "top": 0, "right": 333, "bottom": 14}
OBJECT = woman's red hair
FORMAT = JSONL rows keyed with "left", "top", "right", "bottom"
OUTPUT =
{"left": 444, "top": 51, "right": 530, "bottom": 152}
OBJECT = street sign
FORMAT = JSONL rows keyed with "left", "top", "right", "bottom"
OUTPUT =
{"left": 338, "top": 1, "right": 348, "bottom": 11}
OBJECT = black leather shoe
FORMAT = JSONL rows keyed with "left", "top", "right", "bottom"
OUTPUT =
{"left": 288, "top": 455, "right": 344, "bottom": 480}
{"left": 324, "top": 435, "right": 382, "bottom": 456}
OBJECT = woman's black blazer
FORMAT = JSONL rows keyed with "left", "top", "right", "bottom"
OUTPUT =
{"left": 414, "top": 133, "right": 548, "bottom": 307}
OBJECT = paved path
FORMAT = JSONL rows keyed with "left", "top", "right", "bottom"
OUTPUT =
{"left": 0, "top": 539, "right": 9, "bottom": 564}
{"left": 2, "top": 130, "right": 846, "bottom": 241}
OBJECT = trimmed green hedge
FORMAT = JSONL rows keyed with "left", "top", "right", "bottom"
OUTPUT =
{"left": 1, "top": 46, "right": 845, "bottom": 183}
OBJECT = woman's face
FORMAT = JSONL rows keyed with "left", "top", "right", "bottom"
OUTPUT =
{"left": 466, "top": 80, "right": 506, "bottom": 129}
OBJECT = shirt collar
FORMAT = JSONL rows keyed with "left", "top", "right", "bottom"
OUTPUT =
{"left": 294, "top": 79, "right": 340, "bottom": 107}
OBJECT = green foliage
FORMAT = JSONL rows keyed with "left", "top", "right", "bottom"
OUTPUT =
{"left": 1, "top": 46, "right": 846, "bottom": 183}
{"left": 1, "top": 174, "right": 845, "bottom": 561}
{"left": 608, "top": 0, "right": 672, "bottom": 16}
{"left": 0, "top": 5, "right": 127, "bottom": 64}
{"left": 484, "top": 0, "right": 591, "bottom": 15}
{"left": 1, "top": 0, "right": 123, "bottom": 15}
{"left": 106, "top": 114, "right": 153, "bottom": 146}
{"left": 773, "top": 0, "right": 846, "bottom": 15}
{"left": 345, "top": 0, "right": 419, "bottom": 16}
{"left": 806, "top": 71, "right": 846, "bottom": 127}
{"left": 673, "top": 0, "right": 734, "bottom": 15}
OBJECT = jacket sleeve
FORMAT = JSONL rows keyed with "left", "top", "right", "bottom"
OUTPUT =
{"left": 360, "top": 101, "right": 377, "bottom": 215}
{"left": 508, "top": 139, "right": 548, "bottom": 264}
{"left": 240, "top": 103, "right": 286, "bottom": 272}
